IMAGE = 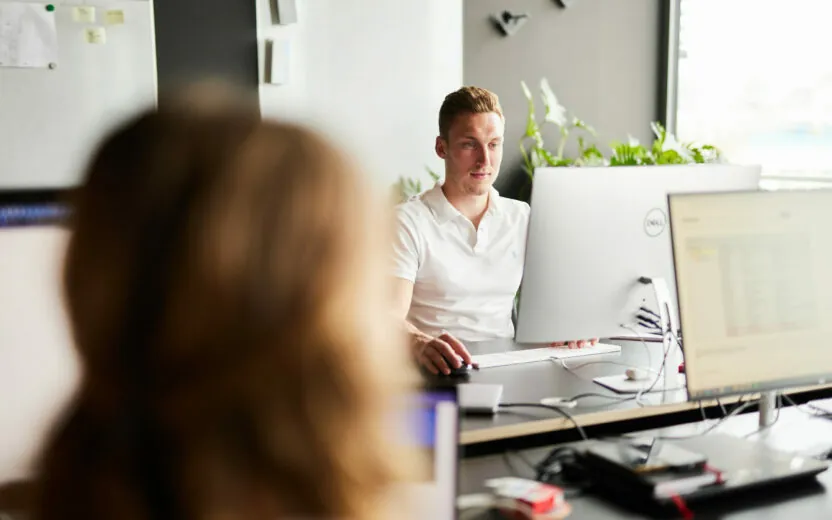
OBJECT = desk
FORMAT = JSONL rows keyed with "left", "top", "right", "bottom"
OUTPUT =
{"left": 459, "top": 400, "right": 832, "bottom": 518}
{"left": 458, "top": 339, "right": 832, "bottom": 454}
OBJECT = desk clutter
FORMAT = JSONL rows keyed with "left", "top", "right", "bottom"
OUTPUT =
{"left": 459, "top": 432, "right": 830, "bottom": 519}
{"left": 458, "top": 477, "right": 572, "bottom": 519}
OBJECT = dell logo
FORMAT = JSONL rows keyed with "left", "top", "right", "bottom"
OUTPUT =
{"left": 644, "top": 208, "right": 667, "bottom": 237}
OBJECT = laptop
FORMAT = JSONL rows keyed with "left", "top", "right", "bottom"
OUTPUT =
{"left": 393, "top": 385, "right": 459, "bottom": 520}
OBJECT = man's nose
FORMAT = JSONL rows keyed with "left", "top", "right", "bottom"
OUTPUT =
{"left": 477, "top": 146, "right": 490, "bottom": 167}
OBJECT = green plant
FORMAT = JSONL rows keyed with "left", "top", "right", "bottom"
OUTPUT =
{"left": 519, "top": 78, "right": 724, "bottom": 174}
{"left": 394, "top": 166, "right": 441, "bottom": 203}
{"left": 519, "top": 79, "right": 598, "bottom": 179}
{"left": 609, "top": 122, "right": 723, "bottom": 166}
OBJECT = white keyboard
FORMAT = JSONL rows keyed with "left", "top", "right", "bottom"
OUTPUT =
{"left": 471, "top": 343, "right": 621, "bottom": 369}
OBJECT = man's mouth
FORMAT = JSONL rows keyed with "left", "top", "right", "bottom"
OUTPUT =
{"left": 470, "top": 172, "right": 490, "bottom": 179}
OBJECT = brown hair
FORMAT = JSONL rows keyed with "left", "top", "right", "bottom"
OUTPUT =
{"left": 438, "top": 86, "right": 504, "bottom": 139}
{"left": 34, "top": 89, "right": 414, "bottom": 520}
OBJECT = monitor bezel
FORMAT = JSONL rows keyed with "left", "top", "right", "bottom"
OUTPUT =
{"left": 0, "top": 189, "right": 73, "bottom": 228}
{"left": 667, "top": 188, "right": 832, "bottom": 401}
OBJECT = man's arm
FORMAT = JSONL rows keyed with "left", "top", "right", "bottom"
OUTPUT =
{"left": 394, "top": 278, "right": 474, "bottom": 375}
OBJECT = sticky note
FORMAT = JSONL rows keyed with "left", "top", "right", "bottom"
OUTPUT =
{"left": 73, "top": 6, "right": 96, "bottom": 23}
{"left": 85, "top": 27, "right": 106, "bottom": 44}
{"left": 105, "top": 10, "right": 125, "bottom": 25}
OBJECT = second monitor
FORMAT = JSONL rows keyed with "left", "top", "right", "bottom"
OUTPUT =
{"left": 515, "top": 164, "right": 761, "bottom": 344}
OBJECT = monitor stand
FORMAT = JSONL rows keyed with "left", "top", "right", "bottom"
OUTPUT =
{"left": 759, "top": 390, "right": 780, "bottom": 429}
{"left": 593, "top": 277, "right": 686, "bottom": 397}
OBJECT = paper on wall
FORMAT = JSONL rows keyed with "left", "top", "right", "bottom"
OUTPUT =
{"left": 84, "top": 26, "right": 105, "bottom": 44}
{"left": 72, "top": 6, "right": 95, "bottom": 23}
{"left": 0, "top": 2, "right": 58, "bottom": 68}
{"left": 104, "top": 9, "right": 124, "bottom": 25}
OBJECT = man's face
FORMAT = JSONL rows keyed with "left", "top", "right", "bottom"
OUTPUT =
{"left": 435, "top": 112, "right": 504, "bottom": 197}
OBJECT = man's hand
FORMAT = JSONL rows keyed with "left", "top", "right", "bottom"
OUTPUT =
{"left": 550, "top": 338, "right": 599, "bottom": 349}
{"left": 414, "top": 331, "right": 478, "bottom": 375}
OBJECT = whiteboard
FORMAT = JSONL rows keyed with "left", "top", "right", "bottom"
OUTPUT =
{"left": 0, "top": 0, "right": 156, "bottom": 189}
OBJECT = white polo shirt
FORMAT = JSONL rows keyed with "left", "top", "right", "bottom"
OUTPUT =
{"left": 393, "top": 183, "right": 530, "bottom": 342}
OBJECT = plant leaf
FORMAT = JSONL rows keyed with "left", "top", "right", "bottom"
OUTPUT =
{"left": 425, "top": 166, "right": 440, "bottom": 182}
{"left": 540, "top": 78, "right": 567, "bottom": 127}
{"left": 539, "top": 148, "right": 561, "bottom": 166}
{"left": 573, "top": 117, "right": 597, "bottom": 136}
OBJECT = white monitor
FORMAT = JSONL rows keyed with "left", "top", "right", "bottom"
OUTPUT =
{"left": 515, "top": 164, "right": 761, "bottom": 344}
{"left": 669, "top": 189, "right": 832, "bottom": 400}
{"left": 0, "top": 191, "right": 79, "bottom": 482}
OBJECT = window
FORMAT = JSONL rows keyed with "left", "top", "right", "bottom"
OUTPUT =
{"left": 673, "top": 0, "right": 832, "bottom": 189}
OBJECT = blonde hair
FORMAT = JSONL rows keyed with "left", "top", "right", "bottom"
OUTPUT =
{"left": 438, "top": 85, "right": 504, "bottom": 139}
{"left": 34, "top": 91, "right": 414, "bottom": 520}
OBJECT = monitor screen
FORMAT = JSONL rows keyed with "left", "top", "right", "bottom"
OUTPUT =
{"left": 0, "top": 190, "right": 71, "bottom": 228}
{"left": 669, "top": 189, "right": 832, "bottom": 399}
{"left": 0, "top": 190, "right": 78, "bottom": 481}
{"left": 394, "top": 387, "right": 458, "bottom": 520}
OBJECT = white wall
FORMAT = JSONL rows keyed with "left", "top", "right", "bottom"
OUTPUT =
{"left": 256, "top": 0, "right": 463, "bottom": 191}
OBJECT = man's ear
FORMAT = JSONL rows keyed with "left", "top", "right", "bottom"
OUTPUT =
{"left": 435, "top": 136, "right": 447, "bottom": 159}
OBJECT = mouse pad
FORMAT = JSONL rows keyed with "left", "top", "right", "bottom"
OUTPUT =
{"left": 593, "top": 374, "right": 686, "bottom": 394}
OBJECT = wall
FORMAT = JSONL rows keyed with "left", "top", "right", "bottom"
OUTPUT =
{"left": 155, "top": 0, "right": 259, "bottom": 99}
{"left": 256, "top": 0, "right": 464, "bottom": 191}
{"left": 464, "top": 0, "right": 663, "bottom": 196}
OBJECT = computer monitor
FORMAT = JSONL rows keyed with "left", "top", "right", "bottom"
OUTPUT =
{"left": 515, "top": 164, "right": 761, "bottom": 344}
{"left": 394, "top": 385, "right": 459, "bottom": 520}
{"left": 0, "top": 190, "right": 78, "bottom": 481}
{"left": 668, "top": 189, "right": 832, "bottom": 409}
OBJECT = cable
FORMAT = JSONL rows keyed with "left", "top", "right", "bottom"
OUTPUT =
{"left": 566, "top": 392, "right": 634, "bottom": 403}
{"left": 781, "top": 394, "right": 830, "bottom": 418}
{"left": 501, "top": 450, "right": 537, "bottom": 477}
{"left": 648, "top": 400, "right": 758, "bottom": 441}
{"left": 498, "top": 403, "right": 588, "bottom": 441}
{"left": 502, "top": 451, "right": 523, "bottom": 476}
{"left": 634, "top": 334, "right": 675, "bottom": 407}
{"left": 508, "top": 450, "right": 538, "bottom": 473}
{"left": 620, "top": 323, "right": 653, "bottom": 370}
{"left": 557, "top": 358, "right": 659, "bottom": 376}
{"left": 635, "top": 321, "right": 688, "bottom": 406}
{"left": 532, "top": 445, "right": 592, "bottom": 498}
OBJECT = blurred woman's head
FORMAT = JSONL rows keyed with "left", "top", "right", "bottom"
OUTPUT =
{"left": 36, "top": 86, "right": 412, "bottom": 520}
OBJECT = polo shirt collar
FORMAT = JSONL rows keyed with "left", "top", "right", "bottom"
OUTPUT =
{"left": 423, "top": 182, "right": 502, "bottom": 224}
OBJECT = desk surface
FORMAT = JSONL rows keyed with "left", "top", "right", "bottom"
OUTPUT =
{"left": 457, "top": 339, "right": 832, "bottom": 448}
{"left": 459, "top": 401, "right": 832, "bottom": 519}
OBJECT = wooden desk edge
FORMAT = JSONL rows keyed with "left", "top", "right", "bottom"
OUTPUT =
{"left": 460, "top": 385, "right": 832, "bottom": 445}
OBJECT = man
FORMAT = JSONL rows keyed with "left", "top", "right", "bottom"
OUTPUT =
{"left": 393, "top": 86, "right": 594, "bottom": 375}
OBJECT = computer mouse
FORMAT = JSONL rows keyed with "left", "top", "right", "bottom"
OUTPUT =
{"left": 446, "top": 360, "right": 471, "bottom": 377}
{"left": 437, "top": 353, "right": 471, "bottom": 377}
{"left": 625, "top": 368, "right": 649, "bottom": 381}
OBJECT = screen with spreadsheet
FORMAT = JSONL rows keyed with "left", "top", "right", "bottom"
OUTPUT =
{"left": 669, "top": 189, "right": 832, "bottom": 399}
